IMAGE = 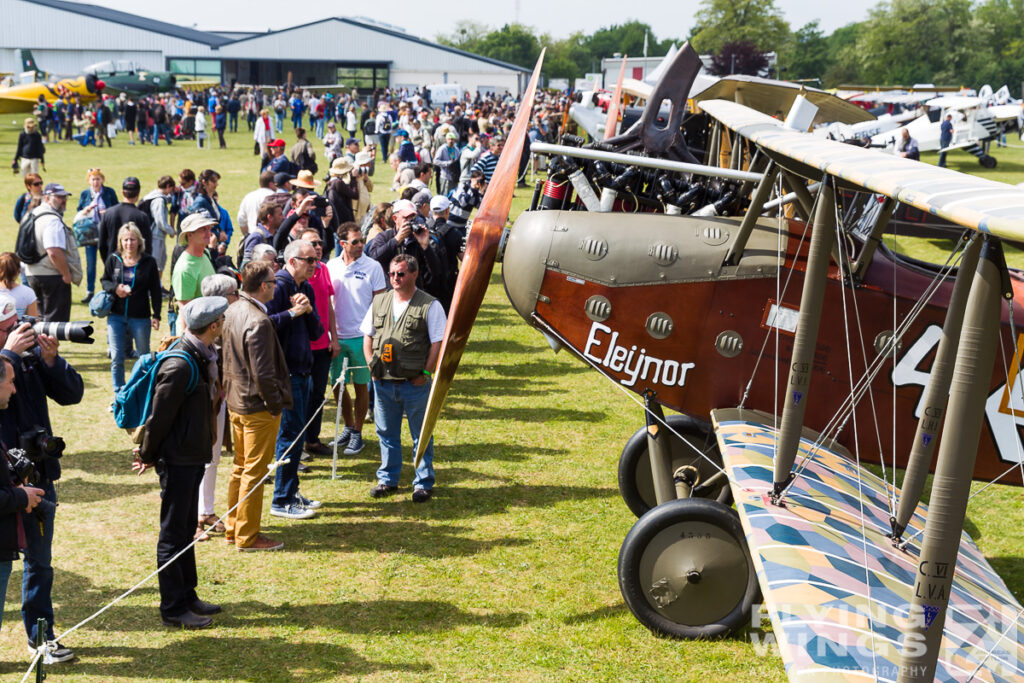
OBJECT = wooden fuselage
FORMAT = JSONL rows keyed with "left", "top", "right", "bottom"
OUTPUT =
{"left": 503, "top": 209, "right": 1024, "bottom": 484}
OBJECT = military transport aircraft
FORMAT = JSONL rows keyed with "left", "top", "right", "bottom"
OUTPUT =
{"left": 413, "top": 44, "right": 1024, "bottom": 681}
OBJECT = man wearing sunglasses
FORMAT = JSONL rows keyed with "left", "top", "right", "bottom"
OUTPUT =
{"left": 327, "top": 222, "right": 386, "bottom": 455}
{"left": 265, "top": 240, "right": 324, "bottom": 519}
{"left": 361, "top": 254, "right": 446, "bottom": 503}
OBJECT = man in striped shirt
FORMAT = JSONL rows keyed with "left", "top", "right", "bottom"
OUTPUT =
{"left": 447, "top": 170, "right": 487, "bottom": 234}
{"left": 470, "top": 136, "right": 503, "bottom": 182}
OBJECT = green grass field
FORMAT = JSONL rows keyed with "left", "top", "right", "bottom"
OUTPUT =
{"left": 0, "top": 119, "right": 1020, "bottom": 682}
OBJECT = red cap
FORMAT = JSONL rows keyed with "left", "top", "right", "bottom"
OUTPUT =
{"left": 268, "top": 138, "right": 286, "bottom": 148}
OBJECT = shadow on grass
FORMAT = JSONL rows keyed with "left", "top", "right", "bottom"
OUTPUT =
{"left": 443, "top": 405, "right": 607, "bottom": 423}
{"left": 2, "top": 636, "right": 432, "bottom": 680}
{"left": 564, "top": 603, "right": 628, "bottom": 624}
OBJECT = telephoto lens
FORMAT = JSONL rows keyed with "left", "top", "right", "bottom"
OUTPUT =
{"left": 20, "top": 316, "right": 95, "bottom": 344}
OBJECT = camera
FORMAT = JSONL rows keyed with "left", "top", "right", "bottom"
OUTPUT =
{"left": 312, "top": 195, "right": 328, "bottom": 212}
{"left": 19, "top": 316, "right": 95, "bottom": 344}
{"left": 7, "top": 427, "right": 64, "bottom": 487}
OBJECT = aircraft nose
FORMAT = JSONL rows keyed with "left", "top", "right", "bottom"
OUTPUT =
{"left": 95, "top": 79, "right": 105, "bottom": 91}
{"left": 502, "top": 209, "right": 557, "bottom": 324}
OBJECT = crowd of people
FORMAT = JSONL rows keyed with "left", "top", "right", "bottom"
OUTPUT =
{"left": 0, "top": 79, "right": 568, "bottom": 648}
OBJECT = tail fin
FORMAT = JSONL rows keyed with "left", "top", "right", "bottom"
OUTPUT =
{"left": 19, "top": 50, "right": 44, "bottom": 79}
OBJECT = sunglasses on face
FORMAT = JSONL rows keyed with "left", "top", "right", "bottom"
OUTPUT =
{"left": 344, "top": 238, "right": 364, "bottom": 245}
{"left": 306, "top": 240, "right": 323, "bottom": 247}
{"left": 389, "top": 270, "right": 408, "bottom": 279}
{"left": 293, "top": 256, "right": 318, "bottom": 265}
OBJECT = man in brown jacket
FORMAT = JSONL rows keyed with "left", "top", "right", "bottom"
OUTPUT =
{"left": 221, "top": 261, "right": 293, "bottom": 551}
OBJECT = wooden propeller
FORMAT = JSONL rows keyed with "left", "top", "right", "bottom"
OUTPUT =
{"left": 604, "top": 55, "right": 627, "bottom": 140}
{"left": 414, "top": 50, "right": 545, "bottom": 464}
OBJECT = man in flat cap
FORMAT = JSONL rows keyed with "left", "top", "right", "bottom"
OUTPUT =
{"left": 134, "top": 296, "right": 228, "bottom": 629}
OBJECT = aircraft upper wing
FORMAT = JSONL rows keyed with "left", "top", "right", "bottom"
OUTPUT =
{"left": 699, "top": 98, "right": 1024, "bottom": 241}
{"left": 691, "top": 75, "right": 875, "bottom": 125}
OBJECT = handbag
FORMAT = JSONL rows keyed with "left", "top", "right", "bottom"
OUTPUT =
{"left": 73, "top": 216, "right": 98, "bottom": 246}
{"left": 89, "top": 290, "right": 115, "bottom": 317}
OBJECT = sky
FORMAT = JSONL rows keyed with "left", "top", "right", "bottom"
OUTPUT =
{"left": 97, "top": 0, "right": 879, "bottom": 45}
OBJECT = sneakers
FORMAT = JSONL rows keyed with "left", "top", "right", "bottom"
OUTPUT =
{"left": 297, "top": 493, "right": 322, "bottom": 510}
{"left": 27, "top": 640, "right": 75, "bottom": 663}
{"left": 79, "top": 292, "right": 93, "bottom": 304}
{"left": 344, "top": 433, "right": 364, "bottom": 455}
{"left": 297, "top": 462, "right": 311, "bottom": 473}
{"left": 370, "top": 483, "right": 398, "bottom": 498}
{"left": 412, "top": 488, "right": 433, "bottom": 503}
{"left": 270, "top": 503, "right": 316, "bottom": 520}
{"left": 330, "top": 426, "right": 354, "bottom": 449}
{"left": 238, "top": 534, "right": 283, "bottom": 551}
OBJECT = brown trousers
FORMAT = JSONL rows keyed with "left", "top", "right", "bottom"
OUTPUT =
{"left": 225, "top": 410, "right": 281, "bottom": 548}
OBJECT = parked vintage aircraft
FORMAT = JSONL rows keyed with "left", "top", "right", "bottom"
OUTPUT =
{"left": 11, "top": 49, "right": 176, "bottom": 100}
{"left": 870, "top": 85, "right": 1022, "bottom": 168}
{"left": 0, "top": 73, "right": 104, "bottom": 114}
{"left": 412, "top": 44, "right": 1024, "bottom": 681}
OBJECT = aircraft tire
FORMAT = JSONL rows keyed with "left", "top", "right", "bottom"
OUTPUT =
{"left": 980, "top": 155, "right": 997, "bottom": 169}
{"left": 618, "top": 498, "right": 758, "bottom": 639}
{"left": 617, "top": 414, "right": 731, "bottom": 518}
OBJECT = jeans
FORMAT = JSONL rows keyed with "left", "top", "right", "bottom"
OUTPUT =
{"left": 152, "top": 123, "right": 171, "bottom": 145}
{"left": 275, "top": 113, "right": 284, "bottom": 132}
{"left": 23, "top": 480, "right": 56, "bottom": 642}
{"left": 373, "top": 379, "right": 434, "bottom": 490}
{"left": 84, "top": 244, "right": 97, "bottom": 293}
{"left": 107, "top": 315, "right": 152, "bottom": 392}
{"left": 272, "top": 374, "right": 311, "bottom": 508}
{"left": 378, "top": 134, "right": 390, "bottom": 161}
{"left": 306, "top": 348, "right": 332, "bottom": 445}
{"left": 0, "top": 560, "right": 11, "bottom": 628}
{"left": 229, "top": 112, "right": 238, "bottom": 132}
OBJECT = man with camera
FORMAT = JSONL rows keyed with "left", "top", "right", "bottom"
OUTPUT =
{"left": 0, "top": 355, "right": 46, "bottom": 633}
{"left": 0, "top": 293, "right": 83, "bottom": 662}
{"left": 365, "top": 199, "right": 446, "bottom": 302}
{"left": 133, "top": 296, "right": 227, "bottom": 629}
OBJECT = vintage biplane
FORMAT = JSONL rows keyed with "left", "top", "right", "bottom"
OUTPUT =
{"left": 415, "top": 43, "right": 1024, "bottom": 681}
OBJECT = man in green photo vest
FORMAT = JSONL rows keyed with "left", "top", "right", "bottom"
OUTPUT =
{"left": 362, "top": 254, "right": 446, "bottom": 503}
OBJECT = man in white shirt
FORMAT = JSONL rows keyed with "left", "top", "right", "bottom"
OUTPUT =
{"left": 237, "top": 171, "right": 276, "bottom": 237}
{"left": 327, "top": 222, "right": 386, "bottom": 455}
{"left": 24, "top": 184, "right": 82, "bottom": 322}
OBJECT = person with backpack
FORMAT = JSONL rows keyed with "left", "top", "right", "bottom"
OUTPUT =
{"left": 289, "top": 128, "right": 317, "bottom": 174}
{"left": 75, "top": 168, "right": 118, "bottom": 303}
{"left": 133, "top": 296, "right": 228, "bottom": 629}
{"left": 375, "top": 103, "right": 393, "bottom": 162}
{"left": 100, "top": 222, "right": 161, "bottom": 398}
{"left": 21, "top": 184, "right": 82, "bottom": 322}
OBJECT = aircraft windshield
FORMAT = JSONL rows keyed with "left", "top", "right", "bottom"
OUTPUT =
{"left": 84, "top": 60, "right": 114, "bottom": 75}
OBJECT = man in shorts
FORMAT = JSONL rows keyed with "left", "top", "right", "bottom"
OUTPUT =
{"left": 326, "top": 221, "right": 385, "bottom": 455}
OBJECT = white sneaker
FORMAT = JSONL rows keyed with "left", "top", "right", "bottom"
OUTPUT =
{"left": 270, "top": 503, "right": 316, "bottom": 520}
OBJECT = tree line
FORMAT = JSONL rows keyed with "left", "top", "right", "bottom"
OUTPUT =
{"left": 437, "top": 0, "right": 1024, "bottom": 91}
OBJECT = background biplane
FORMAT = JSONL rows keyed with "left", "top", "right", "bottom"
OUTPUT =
{"left": 414, "top": 44, "right": 1024, "bottom": 681}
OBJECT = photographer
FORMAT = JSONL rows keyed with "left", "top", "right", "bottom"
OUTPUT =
{"left": 272, "top": 192, "right": 327, "bottom": 255}
{"left": 0, "top": 356, "right": 46, "bottom": 632}
{"left": 0, "top": 293, "right": 84, "bottom": 663}
{"left": 366, "top": 199, "right": 447, "bottom": 301}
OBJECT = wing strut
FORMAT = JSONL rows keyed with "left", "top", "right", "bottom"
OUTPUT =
{"left": 771, "top": 175, "right": 837, "bottom": 502}
{"left": 890, "top": 233, "right": 982, "bottom": 543}
{"left": 897, "top": 237, "right": 1005, "bottom": 682}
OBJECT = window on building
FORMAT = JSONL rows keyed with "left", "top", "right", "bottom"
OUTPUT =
{"left": 336, "top": 65, "right": 388, "bottom": 90}
{"left": 169, "top": 59, "right": 222, "bottom": 80}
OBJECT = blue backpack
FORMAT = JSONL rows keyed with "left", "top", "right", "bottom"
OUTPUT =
{"left": 113, "top": 348, "right": 199, "bottom": 429}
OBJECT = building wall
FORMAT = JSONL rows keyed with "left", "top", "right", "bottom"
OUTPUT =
{"left": 5, "top": 48, "right": 165, "bottom": 75}
{"left": 0, "top": 0, "right": 213, "bottom": 73}
{"left": 392, "top": 70, "right": 520, "bottom": 98}
{"left": 216, "top": 19, "right": 522, "bottom": 80}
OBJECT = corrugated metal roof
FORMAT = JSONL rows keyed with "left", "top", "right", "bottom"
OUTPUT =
{"left": 21, "top": 0, "right": 233, "bottom": 47}
{"left": 224, "top": 17, "right": 532, "bottom": 73}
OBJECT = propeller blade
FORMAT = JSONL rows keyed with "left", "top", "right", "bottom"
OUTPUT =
{"left": 414, "top": 50, "right": 546, "bottom": 463}
{"left": 604, "top": 55, "right": 627, "bottom": 140}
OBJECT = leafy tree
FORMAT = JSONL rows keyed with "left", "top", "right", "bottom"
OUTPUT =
{"left": 437, "top": 20, "right": 490, "bottom": 52}
{"left": 474, "top": 24, "right": 542, "bottom": 68}
{"left": 690, "top": 0, "right": 791, "bottom": 54}
{"left": 785, "top": 21, "right": 830, "bottom": 82}
{"left": 709, "top": 41, "right": 769, "bottom": 76}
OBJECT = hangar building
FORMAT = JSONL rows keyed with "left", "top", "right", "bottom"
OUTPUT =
{"left": 0, "top": 0, "right": 530, "bottom": 95}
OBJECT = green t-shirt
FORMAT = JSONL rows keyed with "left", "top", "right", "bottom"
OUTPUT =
{"left": 171, "top": 251, "right": 216, "bottom": 302}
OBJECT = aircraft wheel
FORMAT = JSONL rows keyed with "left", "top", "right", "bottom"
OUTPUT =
{"left": 618, "top": 498, "right": 757, "bottom": 639}
{"left": 980, "top": 154, "right": 997, "bottom": 169}
{"left": 617, "top": 415, "right": 731, "bottom": 518}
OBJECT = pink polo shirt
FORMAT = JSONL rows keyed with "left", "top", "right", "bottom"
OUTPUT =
{"left": 309, "top": 261, "right": 333, "bottom": 350}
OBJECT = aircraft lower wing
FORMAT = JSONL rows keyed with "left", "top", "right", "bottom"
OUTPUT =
{"left": 712, "top": 408, "right": 1024, "bottom": 682}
